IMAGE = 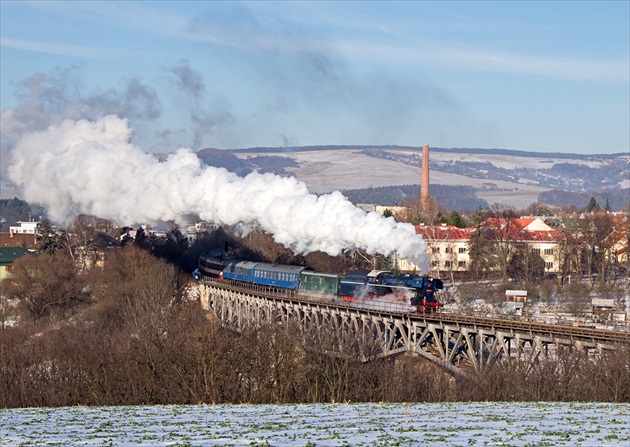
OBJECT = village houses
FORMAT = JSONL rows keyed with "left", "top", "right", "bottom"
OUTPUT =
{"left": 396, "top": 217, "right": 588, "bottom": 279}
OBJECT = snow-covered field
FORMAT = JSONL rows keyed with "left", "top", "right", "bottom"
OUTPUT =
{"left": 1, "top": 402, "right": 628, "bottom": 446}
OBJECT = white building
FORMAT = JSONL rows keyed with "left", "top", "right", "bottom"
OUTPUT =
{"left": 9, "top": 221, "right": 40, "bottom": 235}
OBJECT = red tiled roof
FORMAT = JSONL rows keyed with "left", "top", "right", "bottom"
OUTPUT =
{"left": 415, "top": 225, "right": 572, "bottom": 243}
{"left": 0, "top": 233, "right": 37, "bottom": 249}
{"left": 484, "top": 217, "right": 540, "bottom": 230}
{"left": 509, "top": 230, "right": 568, "bottom": 242}
{"left": 415, "top": 225, "right": 473, "bottom": 241}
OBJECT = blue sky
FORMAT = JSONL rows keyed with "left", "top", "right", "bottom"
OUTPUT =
{"left": 1, "top": 0, "right": 628, "bottom": 154}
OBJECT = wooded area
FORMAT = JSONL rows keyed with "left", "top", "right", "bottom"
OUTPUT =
{"left": 1, "top": 245, "right": 628, "bottom": 408}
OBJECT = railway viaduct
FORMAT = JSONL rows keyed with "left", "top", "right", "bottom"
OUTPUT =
{"left": 199, "top": 279, "right": 630, "bottom": 376}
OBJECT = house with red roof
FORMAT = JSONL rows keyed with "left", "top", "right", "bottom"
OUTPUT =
{"left": 407, "top": 224, "right": 474, "bottom": 277}
{"left": 397, "top": 217, "right": 577, "bottom": 278}
{"left": 476, "top": 217, "right": 577, "bottom": 276}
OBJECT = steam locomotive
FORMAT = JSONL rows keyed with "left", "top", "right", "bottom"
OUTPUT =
{"left": 196, "top": 251, "right": 443, "bottom": 313}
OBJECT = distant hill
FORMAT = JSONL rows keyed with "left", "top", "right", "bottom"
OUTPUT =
{"left": 0, "top": 198, "right": 46, "bottom": 231}
{"left": 196, "top": 148, "right": 252, "bottom": 176}
{"left": 197, "top": 148, "right": 299, "bottom": 176}
{"left": 227, "top": 145, "right": 625, "bottom": 160}
{"left": 209, "top": 146, "right": 629, "bottom": 211}
{"left": 538, "top": 189, "right": 630, "bottom": 211}
{"left": 341, "top": 185, "right": 488, "bottom": 211}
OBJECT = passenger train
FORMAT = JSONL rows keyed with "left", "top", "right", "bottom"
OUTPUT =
{"left": 196, "top": 250, "right": 443, "bottom": 313}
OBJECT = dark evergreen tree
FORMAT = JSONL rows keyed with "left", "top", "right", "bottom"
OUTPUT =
{"left": 133, "top": 227, "right": 149, "bottom": 249}
{"left": 448, "top": 210, "right": 466, "bottom": 228}
{"left": 36, "top": 219, "right": 59, "bottom": 255}
{"left": 604, "top": 198, "right": 612, "bottom": 212}
{"left": 586, "top": 197, "right": 600, "bottom": 213}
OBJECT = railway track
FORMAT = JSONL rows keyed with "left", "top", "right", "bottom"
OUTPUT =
{"left": 420, "top": 313, "right": 630, "bottom": 345}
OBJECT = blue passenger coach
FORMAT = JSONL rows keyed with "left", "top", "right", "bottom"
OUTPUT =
{"left": 251, "top": 263, "right": 306, "bottom": 289}
{"left": 222, "top": 260, "right": 256, "bottom": 283}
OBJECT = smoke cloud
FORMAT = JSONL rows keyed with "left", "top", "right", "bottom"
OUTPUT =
{"left": 168, "top": 59, "right": 233, "bottom": 150}
{"left": 8, "top": 115, "right": 429, "bottom": 272}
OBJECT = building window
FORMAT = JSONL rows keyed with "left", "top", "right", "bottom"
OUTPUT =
{"left": 545, "top": 262, "right": 554, "bottom": 270}
{"left": 444, "top": 260, "right": 452, "bottom": 268}
{"left": 458, "top": 247, "right": 467, "bottom": 253}
{"left": 445, "top": 247, "right": 453, "bottom": 253}
{"left": 544, "top": 248, "right": 554, "bottom": 255}
{"left": 532, "top": 248, "right": 541, "bottom": 255}
{"left": 432, "top": 247, "right": 440, "bottom": 253}
{"left": 431, "top": 261, "right": 439, "bottom": 267}
{"left": 458, "top": 261, "right": 467, "bottom": 268}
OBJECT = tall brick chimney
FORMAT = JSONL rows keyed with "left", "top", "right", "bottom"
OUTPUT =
{"left": 421, "top": 143, "right": 429, "bottom": 205}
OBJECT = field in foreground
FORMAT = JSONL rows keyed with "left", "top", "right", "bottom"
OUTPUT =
{"left": 1, "top": 402, "right": 629, "bottom": 446}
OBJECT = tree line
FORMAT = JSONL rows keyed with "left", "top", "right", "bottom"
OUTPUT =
{"left": 1, "top": 240, "right": 629, "bottom": 407}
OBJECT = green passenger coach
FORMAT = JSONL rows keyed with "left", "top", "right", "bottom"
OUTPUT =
{"left": 299, "top": 271, "right": 341, "bottom": 295}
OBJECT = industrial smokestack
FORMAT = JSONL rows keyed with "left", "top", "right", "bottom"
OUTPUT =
{"left": 421, "top": 144, "right": 429, "bottom": 205}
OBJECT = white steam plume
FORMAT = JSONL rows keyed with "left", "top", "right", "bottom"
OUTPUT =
{"left": 9, "top": 115, "right": 429, "bottom": 273}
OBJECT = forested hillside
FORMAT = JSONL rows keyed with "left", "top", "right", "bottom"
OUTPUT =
{"left": 538, "top": 189, "right": 630, "bottom": 211}
{"left": 0, "top": 198, "right": 46, "bottom": 231}
{"left": 341, "top": 185, "right": 487, "bottom": 211}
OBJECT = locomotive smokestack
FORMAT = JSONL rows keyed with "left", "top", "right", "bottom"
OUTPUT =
{"left": 421, "top": 144, "right": 429, "bottom": 205}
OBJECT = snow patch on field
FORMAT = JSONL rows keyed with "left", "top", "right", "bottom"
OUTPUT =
{"left": 1, "top": 402, "right": 628, "bottom": 446}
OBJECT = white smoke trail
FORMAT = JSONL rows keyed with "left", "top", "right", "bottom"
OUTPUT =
{"left": 8, "top": 115, "right": 429, "bottom": 273}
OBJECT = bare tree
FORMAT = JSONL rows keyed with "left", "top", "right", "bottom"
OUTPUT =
{"left": 578, "top": 211, "right": 614, "bottom": 283}
{"left": 5, "top": 252, "right": 87, "bottom": 323}
{"left": 468, "top": 221, "right": 497, "bottom": 280}
{"left": 58, "top": 216, "right": 100, "bottom": 270}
